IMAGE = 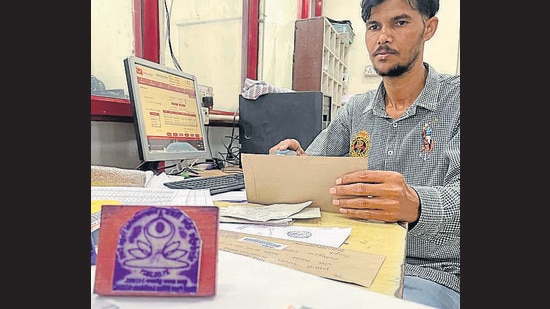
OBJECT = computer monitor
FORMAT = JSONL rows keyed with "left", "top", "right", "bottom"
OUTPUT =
{"left": 123, "top": 56, "right": 209, "bottom": 171}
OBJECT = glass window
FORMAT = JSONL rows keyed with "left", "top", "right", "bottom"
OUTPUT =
{"left": 91, "top": 0, "right": 134, "bottom": 100}
{"left": 159, "top": 0, "right": 244, "bottom": 112}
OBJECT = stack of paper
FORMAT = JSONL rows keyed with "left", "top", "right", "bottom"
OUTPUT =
{"left": 219, "top": 201, "right": 320, "bottom": 226}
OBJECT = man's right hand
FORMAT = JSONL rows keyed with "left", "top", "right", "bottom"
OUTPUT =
{"left": 268, "top": 138, "right": 307, "bottom": 156}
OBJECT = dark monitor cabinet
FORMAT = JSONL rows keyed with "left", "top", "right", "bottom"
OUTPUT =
{"left": 238, "top": 91, "right": 331, "bottom": 156}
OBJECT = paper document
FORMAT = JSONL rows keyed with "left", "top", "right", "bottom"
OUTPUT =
{"left": 220, "top": 201, "right": 313, "bottom": 222}
{"left": 219, "top": 223, "right": 351, "bottom": 248}
{"left": 219, "top": 230, "right": 385, "bottom": 288}
{"left": 290, "top": 207, "right": 321, "bottom": 219}
{"left": 144, "top": 172, "right": 179, "bottom": 188}
{"left": 220, "top": 217, "right": 294, "bottom": 226}
{"left": 211, "top": 189, "right": 247, "bottom": 202}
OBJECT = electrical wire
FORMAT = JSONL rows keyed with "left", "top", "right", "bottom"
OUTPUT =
{"left": 163, "top": 0, "right": 182, "bottom": 71}
{"left": 218, "top": 108, "right": 241, "bottom": 166}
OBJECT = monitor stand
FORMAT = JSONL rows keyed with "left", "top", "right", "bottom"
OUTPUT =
{"left": 136, "top": 161, "right": 165, "bottom": 175}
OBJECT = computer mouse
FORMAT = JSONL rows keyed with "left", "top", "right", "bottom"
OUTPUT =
{"left": 272, "top": 149, "right": 298, "bottom": 156}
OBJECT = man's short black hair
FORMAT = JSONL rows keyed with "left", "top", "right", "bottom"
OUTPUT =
{"left": 360, "top": 0, "right": 439, "bottom": 22}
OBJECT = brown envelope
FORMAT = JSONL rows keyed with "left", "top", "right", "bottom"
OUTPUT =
{"left": 241, "top": 153, "right": 368, "bottom": 213}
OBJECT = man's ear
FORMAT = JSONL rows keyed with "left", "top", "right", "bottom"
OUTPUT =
{"left": 424, "top": 16, "right": 438, "bottom": 41}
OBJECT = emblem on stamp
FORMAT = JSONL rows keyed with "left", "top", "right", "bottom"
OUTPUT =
{"left": 112, "top": 207, "right": 202, "bottom": 293}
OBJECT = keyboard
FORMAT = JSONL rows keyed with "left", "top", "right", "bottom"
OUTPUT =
{"left": 163, "top": 172, "right": 245, "bottom": 195}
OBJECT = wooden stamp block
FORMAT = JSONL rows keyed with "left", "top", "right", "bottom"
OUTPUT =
{"left": 91, "top": 234, "right": 97, "bottom": 265}
{"left": 94, "top": 205, "right": 219, "bottom": 297}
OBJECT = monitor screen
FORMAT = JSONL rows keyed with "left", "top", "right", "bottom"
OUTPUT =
{"left": 123, "top": 56, "right": 209, "bottom": 167}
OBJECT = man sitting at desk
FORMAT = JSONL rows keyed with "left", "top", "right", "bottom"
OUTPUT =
{"left": 270, "top": 0, "right": 459, "bottom": 308}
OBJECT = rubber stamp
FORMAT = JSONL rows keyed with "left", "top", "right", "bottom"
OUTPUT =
{"left": 94, "top": 205, "right": 219, "bottom": 297}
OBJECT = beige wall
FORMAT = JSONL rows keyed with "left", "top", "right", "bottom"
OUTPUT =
{"left": 257, "top": 0, "right": 299, "bottom": 90}
{"left": 91, "top": 0, "right": 460, "bottom": 168}
{"left": 160, "top": 0, "right": 243, "bottom": 113}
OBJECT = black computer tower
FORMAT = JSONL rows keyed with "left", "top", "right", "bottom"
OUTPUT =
{"left": 238, "top": 91, "right": 330, "bottom": 157}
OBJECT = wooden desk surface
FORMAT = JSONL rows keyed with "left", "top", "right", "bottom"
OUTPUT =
{"left": 215, "top": 201, "right": 407, "bottom": 298}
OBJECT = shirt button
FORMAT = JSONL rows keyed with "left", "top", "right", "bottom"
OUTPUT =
{"left": 392, "top": 123, "right": 398, "bottom": 128}
{"left": 388, "top": 150, "right": 393, "bottom": 155}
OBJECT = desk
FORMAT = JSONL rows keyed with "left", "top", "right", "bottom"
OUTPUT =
{"left": 91, "top": 167, "right": 416, "bottom": 308}
{"left": 91, "top": 251, "right": 428, "bottom": 309}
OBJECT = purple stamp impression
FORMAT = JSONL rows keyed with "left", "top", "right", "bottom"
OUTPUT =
{"left": 112, "top": 206, "right": 202, "bottom": 294}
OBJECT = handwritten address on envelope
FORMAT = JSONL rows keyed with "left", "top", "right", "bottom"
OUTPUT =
{"left": 218, "top": 230, "right": 385, "bottom": 288}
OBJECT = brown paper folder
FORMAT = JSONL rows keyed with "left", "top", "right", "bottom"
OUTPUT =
{"left": 241, "top": 153, "right": 368, "bottom": 213}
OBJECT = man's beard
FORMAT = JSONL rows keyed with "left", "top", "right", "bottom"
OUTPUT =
{"left": 375, "top": 45, "right": 421, "bottom": 77}
{"left": 377, "top": 63, "right": 410, "bottom": 77}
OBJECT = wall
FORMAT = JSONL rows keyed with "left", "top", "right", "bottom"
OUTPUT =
{"left": 257, "top": 0, "right": 299, "bottom": 89}
{"left": 91, "top": 0, "right": 460, "bottom": 109}
{"left": 91, "top": 122, "right": 141, "bottom": 169}
{"left": 91, "top": 0, "right": 460, "bottom": 169}
{"left": 160, "top": 0, "right": 243, "bottom": 113}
